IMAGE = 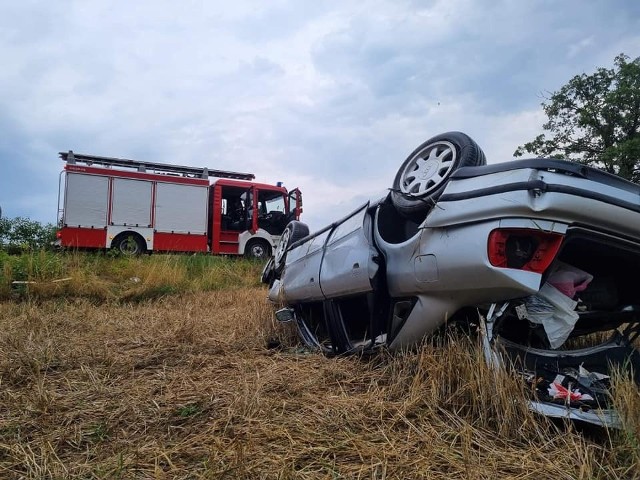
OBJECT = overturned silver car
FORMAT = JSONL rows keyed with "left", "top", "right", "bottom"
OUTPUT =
{"left": 262, "top": 131, "right": 640, "bottom": 427}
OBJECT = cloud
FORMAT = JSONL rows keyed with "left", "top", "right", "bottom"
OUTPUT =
{"left": 567, "top": 37, "right": 595, "bottom": 59}
{"left": 0, "top": 0, "right": 638, "bottom": 230}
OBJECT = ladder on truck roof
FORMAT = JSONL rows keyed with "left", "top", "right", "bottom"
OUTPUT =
{"left": 59, "top": 150, "right": 256, "bottom": 180}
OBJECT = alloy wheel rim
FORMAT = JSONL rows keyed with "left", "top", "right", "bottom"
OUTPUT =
{"left": 275, "top": 228, "right": 291, "bottom": 264}
{"left": 399, "top": 141, "right": 456, "bottom": 196}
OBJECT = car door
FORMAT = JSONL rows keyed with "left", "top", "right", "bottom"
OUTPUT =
{"left": 319, "top": 203, "right": 379, "bottom": 299}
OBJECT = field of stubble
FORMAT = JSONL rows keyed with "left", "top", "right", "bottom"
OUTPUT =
{"left": 0, "top": 253, "right": 639, "bottom": 479}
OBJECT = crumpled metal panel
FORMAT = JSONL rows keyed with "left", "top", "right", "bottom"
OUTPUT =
{"left": 320, "top": 204, "right": 378, "bottom": 299}
{"left": 427, "top": 168, "right": 640, "bottom": 241}
{"left": 281, "top": 203, "right": 379, "bottom": 302}
{"left": 281, "top": 229, "right": 330, "bottom": 302}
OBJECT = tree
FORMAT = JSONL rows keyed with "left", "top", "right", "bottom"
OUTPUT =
{"left": 0, "top": 216, "right": 57, "bottom": 252}
{"left": 514, "top": 54, "right": 640, "bottom": 182}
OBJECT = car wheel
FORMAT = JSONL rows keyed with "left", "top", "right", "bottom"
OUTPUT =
{"left": 274, "top": 220, "right": 310, "bottom": 273}
{"left": 390, "top": 131, "right": 486, "bottom": 218}
{"left": 113, "top": 233, "right": 145, "bottom": 256}
{"left": 245, "top": 239, "right": 271, "bottom": 260}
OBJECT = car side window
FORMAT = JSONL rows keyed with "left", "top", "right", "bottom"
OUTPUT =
{"left": 327, "top": 205, "right": 367, "bottom": 245}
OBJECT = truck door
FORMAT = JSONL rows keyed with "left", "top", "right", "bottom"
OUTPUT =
{"left": 288, "top": 188, "right": 303, "bottom": 221}
{"left": 257, "top": 189, "right": 288, "bottom": 235}
{"left": 213, "top": 185, "right": 252, "bottom": 254}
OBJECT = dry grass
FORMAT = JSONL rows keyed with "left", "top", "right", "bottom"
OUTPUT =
{"left": 1, "top": 258, "right": 640, "bottom": 478}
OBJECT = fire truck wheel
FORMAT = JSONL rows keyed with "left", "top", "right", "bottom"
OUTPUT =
{"left": 113, "top": 233, "right": 146, "bottom": 256}
{"left": 245, "top": 239, "right": 271, "bottom": 260}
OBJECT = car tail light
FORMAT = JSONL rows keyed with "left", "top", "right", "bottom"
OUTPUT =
{"left": 488, "top": 229, "right": 563, "bottom": 274}
{"left": 56, "top": 231, "right": 62, "bottom": 239}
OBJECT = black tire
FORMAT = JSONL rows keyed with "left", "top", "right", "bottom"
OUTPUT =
{"left": 274, "top": 220, "right": 310, "bottom": 273}
{"left": 390, "top": 131, "right": 486, "bottom": 218}
{"left": 245, "top": 239, "right": 271, "bottom": 260}
{"left": 112, "top": 232, "right": 145, "bottom": 256}
{"left": 260, "top": 256, "right": 275, "bottom": 285}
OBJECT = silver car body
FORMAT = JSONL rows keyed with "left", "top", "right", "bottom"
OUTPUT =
{"left": 267, "top": 155, "right": 640, "bottom": 428}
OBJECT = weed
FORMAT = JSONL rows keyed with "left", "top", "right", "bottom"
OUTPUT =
{"left": 177, "top": 403, "right": 201, "bottom": 418}
{"left": 89, "top": 423, "right": 109, "bottom": 442}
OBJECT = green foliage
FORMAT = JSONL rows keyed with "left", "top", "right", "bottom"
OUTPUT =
{"left": 1, "top": 250, "right": 65, "bottom": 281}
{"left": 515, "top": 54, "right": 640, "bottom": 182}
{"left": 89, "top": 423, "right": 110, "bottom": 442}
{"left": 0, "top": 216, "right": 57, "bottom": 252}
{"left": 177, "top": 403, "right": 201, "bottom": 418}
{"left": 0, "top": 251, "right": 263, "bottom": 301}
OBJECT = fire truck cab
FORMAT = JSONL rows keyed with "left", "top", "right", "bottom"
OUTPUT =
{"left": 55, "top": 151, "right": 302, "bottom": 259}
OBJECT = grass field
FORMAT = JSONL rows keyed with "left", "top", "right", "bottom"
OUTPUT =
{"left": 1, "top": 252, "right": 639, "bottom": 479}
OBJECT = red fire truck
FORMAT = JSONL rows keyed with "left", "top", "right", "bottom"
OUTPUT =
{"left": 55, "top": 151, "right": 302, "bottom": 258}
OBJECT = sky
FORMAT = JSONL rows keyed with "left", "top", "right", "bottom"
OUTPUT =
{"left": 1, "top": 0, "right": 639, "bottom": 231}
